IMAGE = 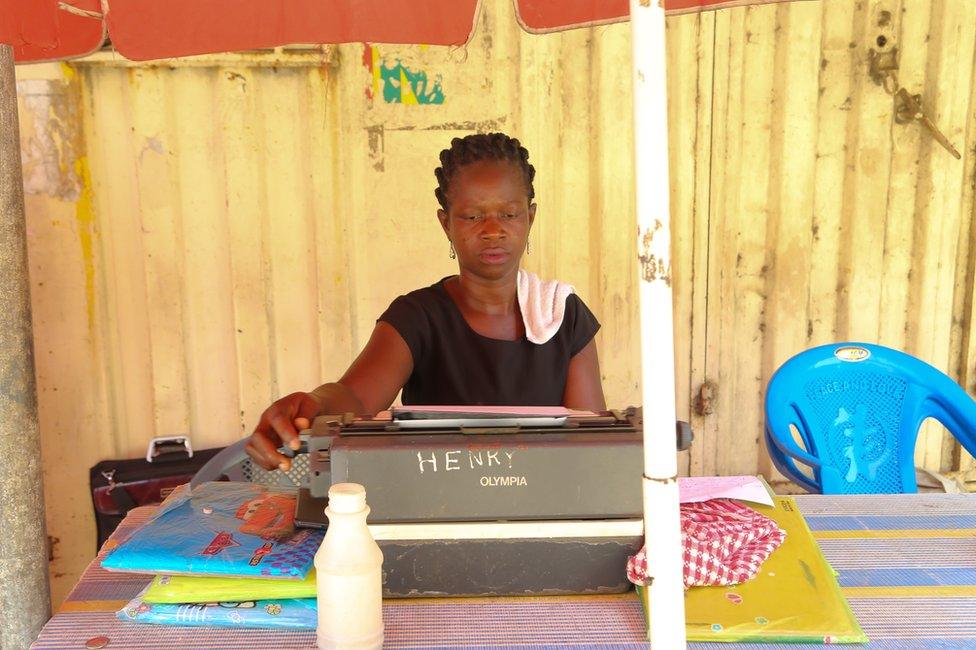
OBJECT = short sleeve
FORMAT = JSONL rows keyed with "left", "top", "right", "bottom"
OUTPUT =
{"left": 566, "top": 294, "right": 601, "bottom": 356}
{"left": 378, "top": 295, "right": 430, "bottom": 366}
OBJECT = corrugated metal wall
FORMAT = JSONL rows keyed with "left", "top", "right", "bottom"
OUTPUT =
{"left": 684, "top": 0, "right": 976, "bottom": 481}
{"left": 15, "top": 0, "right": 976, "bottom": 606}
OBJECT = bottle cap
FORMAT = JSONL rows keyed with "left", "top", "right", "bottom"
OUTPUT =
{"left": 328, "top": 483, "right": 367, "bottom": 513}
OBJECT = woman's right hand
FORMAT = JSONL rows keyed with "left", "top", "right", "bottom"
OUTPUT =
{"left": 245, "top": 391, "right": 321, "bottom": 471}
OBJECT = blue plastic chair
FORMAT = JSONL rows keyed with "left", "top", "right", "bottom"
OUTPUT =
{"left": 764, "top": 342, "right": 976, "bottom": 494}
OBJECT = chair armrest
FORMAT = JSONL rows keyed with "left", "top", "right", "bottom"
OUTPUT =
{"left": 929, "top": 397, "right": 976, "bottom": 459}
{"left": 765, "top": 428, "right": 823, "bottom": 493}
{"left": 764, "top": 421, "right": 823, "bottom": 469}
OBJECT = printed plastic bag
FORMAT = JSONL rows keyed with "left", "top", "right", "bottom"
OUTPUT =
{"left": 118, "top": 594, "right": 316, "bottom": 629}
{"left": 102, "top": 482, "right": 323, "bottom": 578}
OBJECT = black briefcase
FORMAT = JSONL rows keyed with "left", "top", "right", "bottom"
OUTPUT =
{"left": 88, "top": 437, "right": 224, "bottom": 550}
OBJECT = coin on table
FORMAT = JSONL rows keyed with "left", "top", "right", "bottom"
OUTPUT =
{"left": 85, "top": 636, "right": 110, "bottom": 649}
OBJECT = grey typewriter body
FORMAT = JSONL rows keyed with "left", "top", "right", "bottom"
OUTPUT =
{"left": 291, "top": 408, "right": 691, "bottom": 597}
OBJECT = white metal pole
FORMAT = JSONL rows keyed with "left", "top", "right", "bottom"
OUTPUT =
{"left": 630, "top": 1, "right": 686, "bottom": 646}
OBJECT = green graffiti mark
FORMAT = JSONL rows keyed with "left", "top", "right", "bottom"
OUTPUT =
{"left": 379, "top": 60, "right": 445, "bottom": 105}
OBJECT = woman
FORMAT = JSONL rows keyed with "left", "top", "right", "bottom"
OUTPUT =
{"left": 246, "top": 133, "right": 606, "bottom": 471}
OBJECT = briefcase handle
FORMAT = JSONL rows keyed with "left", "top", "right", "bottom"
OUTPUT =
{"left": 146, "top": 436, "right": 193, "bottom": 463}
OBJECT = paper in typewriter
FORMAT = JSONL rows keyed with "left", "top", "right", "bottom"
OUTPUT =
{"left": 641, "top": 496, "right": 867, "bottom": 644}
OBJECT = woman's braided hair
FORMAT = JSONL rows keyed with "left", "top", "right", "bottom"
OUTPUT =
{"left": 434, "top": 132, "right": 536, "bottom": 211}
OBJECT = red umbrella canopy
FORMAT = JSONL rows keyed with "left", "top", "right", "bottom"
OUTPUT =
{"left": 2, "top": 0, "right": 103, "bottom": 62}
{"left": 5, "top": 0, "right": 795, "bottom": 63}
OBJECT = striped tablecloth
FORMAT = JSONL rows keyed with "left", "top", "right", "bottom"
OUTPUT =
{"left": 32, "top": 494, "right": 976, "bottom": 649}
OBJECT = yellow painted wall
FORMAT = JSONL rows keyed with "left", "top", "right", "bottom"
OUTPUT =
{"left": 14, "top": 0, "right": 976, "bottom": 606}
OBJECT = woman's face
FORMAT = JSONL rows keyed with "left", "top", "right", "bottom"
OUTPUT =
{"left": 438, "top": 160, "right": 536, "bottom": 281}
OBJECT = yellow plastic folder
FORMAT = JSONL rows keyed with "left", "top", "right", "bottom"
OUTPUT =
{"left": 141, "top": 570, "right": 317, "bottom": 604}
{"left": 640, "top": 496, "right": 867, "bottom": 644}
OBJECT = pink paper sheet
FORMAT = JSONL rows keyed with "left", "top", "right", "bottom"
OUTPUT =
{"left": 394, "top": 405, "right": 565, "bottom": 416}
{"left": 678, "top": 475, "right": 773, "bottom": 506}
{"left": 390, "top": 406, "right": 599, "bottom": 417}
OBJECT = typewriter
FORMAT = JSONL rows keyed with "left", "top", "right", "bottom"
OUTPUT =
{"left": 293, "top": 406, "right": 691, "bottom": 597}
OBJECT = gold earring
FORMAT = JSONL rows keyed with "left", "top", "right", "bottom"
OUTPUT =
{"left": 449, "top": 242, "right": 456, "bottom": 259}
{"left": 526, "top": 238, "right": 531, "bottom": 255}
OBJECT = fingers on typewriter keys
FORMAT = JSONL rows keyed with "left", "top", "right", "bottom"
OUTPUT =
{"left": 245, "top": 434, "right": 286, "bottom": 471}
{"left": 269, "top": 412, "right": 301, "bottom": 453}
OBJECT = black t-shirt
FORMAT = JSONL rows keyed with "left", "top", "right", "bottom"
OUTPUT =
{"left": 378, "top": 276, "right": 600, "bottom": 406}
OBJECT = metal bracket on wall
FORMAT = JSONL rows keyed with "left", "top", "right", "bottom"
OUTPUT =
{"left": 694, "top": 380, "right": 717, "bottom": 417}
{"left": 868, "top": 47, "right": 961, "bottom": 160}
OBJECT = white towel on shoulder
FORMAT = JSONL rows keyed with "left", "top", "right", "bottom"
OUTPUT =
{"left": 517, "top": 269, "right": 575, "bottom": 345}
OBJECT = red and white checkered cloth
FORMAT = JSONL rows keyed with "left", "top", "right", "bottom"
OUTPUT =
{"left": 626, "top": 499, "right": 786, "bottom": 588}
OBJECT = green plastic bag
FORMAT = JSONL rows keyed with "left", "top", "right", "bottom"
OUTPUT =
{"left": 142, "top": 571, "right": 317, "bottom": 604}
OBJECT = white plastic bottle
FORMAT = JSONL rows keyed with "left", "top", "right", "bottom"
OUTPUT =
{"left": 315, "top": 483, "right": 384, "bottom": 650}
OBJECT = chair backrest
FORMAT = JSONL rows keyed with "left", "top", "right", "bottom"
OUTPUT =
{"left": 764, "top": 342, "right": 976, "bottom": 494}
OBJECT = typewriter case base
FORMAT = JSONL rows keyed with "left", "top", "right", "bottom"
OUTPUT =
{"left": 299, "top": 489, "right": 642, "bottom": 597}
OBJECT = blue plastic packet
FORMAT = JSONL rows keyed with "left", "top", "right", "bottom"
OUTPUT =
{"left": 101, "top": 482, "right": 323, "bottom": 579}
{"left": 117, "top": 594, "right": 317, "bottom": 629}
